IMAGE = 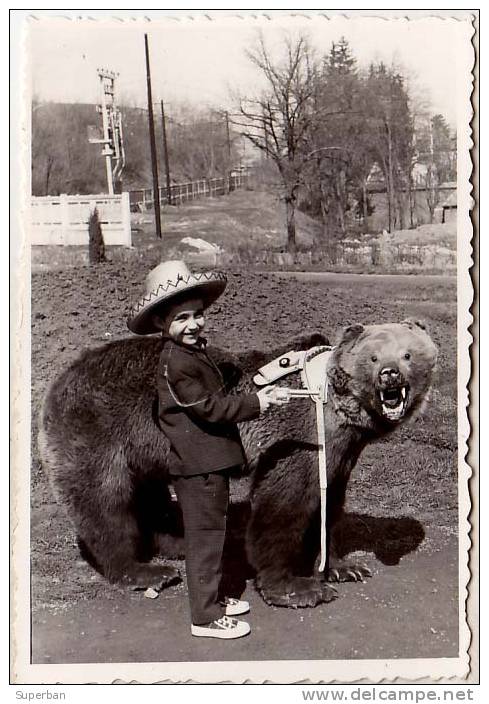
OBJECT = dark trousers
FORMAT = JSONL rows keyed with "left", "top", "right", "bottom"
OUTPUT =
{"left": 172, "top": 470, "right": 229, "bottom": 625}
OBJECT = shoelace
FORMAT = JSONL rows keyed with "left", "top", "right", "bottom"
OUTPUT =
{"left": 216, "top": 616, "right": 237, "bottom": 629}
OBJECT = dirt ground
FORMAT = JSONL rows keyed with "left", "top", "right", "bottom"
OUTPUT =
{"left": 32, "top": 537, "right": 458, "bottom": 664}
{"left": 30, "top": 257, "right": 459, "bottom": 665}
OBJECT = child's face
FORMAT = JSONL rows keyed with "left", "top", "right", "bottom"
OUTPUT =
{"left": 165, "top": 298, "right": 205, "bottom": 346}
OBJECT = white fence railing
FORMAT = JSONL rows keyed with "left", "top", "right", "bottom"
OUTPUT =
{"left": 31, "top": 193, "right": 131, "bottom": 246}
{"left": 129, "top": 172, "right": 250, "bottom": 211}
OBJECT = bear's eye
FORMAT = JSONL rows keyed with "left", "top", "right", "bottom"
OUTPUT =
{"left": 404, "top": 352, "right": 411, "bottom": 360}
{"left": 371, "top": 355, "right": 378, "bottom": 362}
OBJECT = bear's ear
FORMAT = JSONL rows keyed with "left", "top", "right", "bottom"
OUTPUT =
{"left": 402, "top": 318, "right": 429, "bottom": 333}
{"left": 339, "top": 324, "right": 365, "bottom": 345}
{"left": 291, "top": 332, "right": 330, "bottom": 351}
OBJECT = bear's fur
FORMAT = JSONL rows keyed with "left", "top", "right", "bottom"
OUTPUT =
{"left": 38, "top": 322, "right": 437, "bottom": 608}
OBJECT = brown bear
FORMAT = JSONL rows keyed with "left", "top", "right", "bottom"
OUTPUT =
{"left": 38, "top": 321, "right": 437, "bottom": 608}
{"left": 244, "top": 320, "right": 438, "bottom": 607}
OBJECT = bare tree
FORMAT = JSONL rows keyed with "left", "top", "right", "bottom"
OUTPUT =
{"left": 423, "top": 162, "right": 440, "bottom": 223}
{"left": 233, "top": 34, "right": 319, "bottom": 253}
{"left": 166, "top": 104, "right": 237, "bottom": 184}
{"left": 364, "top": 63, "right": 414, "bottom": 232}
{"left": 412, "top": 111, "right": 454, "bottom": 224}
{"left": 31, "top": 102, "right": 60, "bottom": 196}
{"left": 32, "top": 101, "right": 108, "bottom": 195}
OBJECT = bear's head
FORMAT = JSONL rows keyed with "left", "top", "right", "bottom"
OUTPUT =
{"left": 328, "top": 319, "right": 438, "bottom": 426}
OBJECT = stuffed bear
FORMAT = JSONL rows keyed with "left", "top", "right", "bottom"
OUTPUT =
{"left": 39, "top": 322, "right": 437, "bottom": 607}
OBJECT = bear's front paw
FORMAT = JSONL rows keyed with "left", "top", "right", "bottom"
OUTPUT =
{"left": 327, "top": 560, "right": 372, "bottom": 583}
{"left": 259, "top": 576, "right": 338, "bottom": 608}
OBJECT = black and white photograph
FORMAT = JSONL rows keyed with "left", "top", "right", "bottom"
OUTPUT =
{"left": 11, "top": 9, "right": 477, "bottom": 684}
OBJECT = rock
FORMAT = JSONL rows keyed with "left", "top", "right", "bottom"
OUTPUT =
{"left": 144, "top": 587, "right": 160, "bottom": 599}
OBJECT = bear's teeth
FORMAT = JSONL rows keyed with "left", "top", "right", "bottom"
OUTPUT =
{"left": 382, "top": 404, "right": 403, "bottom": 420}
{"left": 401, "top": 387, "right": 407, "bottom": 399}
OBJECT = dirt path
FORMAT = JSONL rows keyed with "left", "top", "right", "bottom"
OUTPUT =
{"left": 272, "top": 272, "right": 454, "bottom": 284}
{"left": 32, "top": 534, "right": 458, "bottom": 665}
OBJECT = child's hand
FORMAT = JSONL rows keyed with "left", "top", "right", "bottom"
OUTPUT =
{"left": 257, "top": 385, "right": 290, "bottom": 413}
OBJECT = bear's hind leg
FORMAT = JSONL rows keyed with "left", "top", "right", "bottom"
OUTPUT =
{"left": 76, "top": 505, "right": 180, "bottom": 589}
{"left": 132, "top": 474, "right": 185, "bottom": 562}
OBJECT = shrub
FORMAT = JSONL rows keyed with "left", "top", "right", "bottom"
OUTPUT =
{"left": 88, "top": 208, "right": 106, "bottom": 265}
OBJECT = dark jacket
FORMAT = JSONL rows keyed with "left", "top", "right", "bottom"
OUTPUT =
{"left": 157, "top": 338, "right": 261, "bottom": 476}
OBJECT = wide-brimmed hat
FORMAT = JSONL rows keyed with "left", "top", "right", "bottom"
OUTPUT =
{"left": 127, "top": 260, "right": 227, "bottom": 335}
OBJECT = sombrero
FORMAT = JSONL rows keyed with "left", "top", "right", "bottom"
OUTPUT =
{"left": 127, "top": 260, "right": 227, "bottom": 335}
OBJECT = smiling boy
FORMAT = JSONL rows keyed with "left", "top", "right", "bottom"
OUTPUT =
{"left": 128, "top": 260, "right": 287, "bottom": 639}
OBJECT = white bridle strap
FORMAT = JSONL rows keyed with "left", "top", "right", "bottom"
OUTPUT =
{"left": 315, "top": 395, "right": 328, "bottom": 573}
{"left": 254, "top": 345, "right": 334, "bottom": 574}
{"left": 301, "top": 347, "right": 331, "bottom": 573}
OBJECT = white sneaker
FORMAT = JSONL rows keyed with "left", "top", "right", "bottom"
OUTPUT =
{"left": 191, "top": 616, "right": 251, "bottom": 639}
{"left": 221, "top": 596, "right": 250, "bottom": 616}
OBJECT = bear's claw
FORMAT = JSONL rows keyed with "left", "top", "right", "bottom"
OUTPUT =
{"left": 327, "top": 562, "right": 372, "bottom": 583}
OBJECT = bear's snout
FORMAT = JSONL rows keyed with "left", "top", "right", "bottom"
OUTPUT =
{"left": 378, "top": 365, "right": 402, "bottom": 387}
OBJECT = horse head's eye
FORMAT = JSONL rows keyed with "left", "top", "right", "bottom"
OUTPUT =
{"left": 371, "top": 355, "right": 378, "bottom": 363}
{"left": 404, "top": 352, "right": 411, "bottom": 360}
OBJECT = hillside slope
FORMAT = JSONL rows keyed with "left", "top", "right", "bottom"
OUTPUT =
{"left": 133, "top": 189, "right": 322, "bottom": 254}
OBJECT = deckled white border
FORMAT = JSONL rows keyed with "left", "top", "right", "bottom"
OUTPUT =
{"left": 454, "top": 9, "right": 476, "bottom": 687}
{"left": 10, "top": 9, "right": 476, "bottom": 685}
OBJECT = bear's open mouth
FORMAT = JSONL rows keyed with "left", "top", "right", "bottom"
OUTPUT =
{"left": 378, "top": 385, "right": 409, "bottom": 422}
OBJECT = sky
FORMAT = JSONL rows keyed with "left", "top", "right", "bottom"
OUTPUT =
{"left": 27, "top": 12, "right": 474, "bottom": 127}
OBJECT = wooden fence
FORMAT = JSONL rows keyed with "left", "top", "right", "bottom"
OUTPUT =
{"left": 129, "top": 172, "right": 249, "bottom": 212}
{"left": 31, "top": 193, "right": 131, "bottom": 246}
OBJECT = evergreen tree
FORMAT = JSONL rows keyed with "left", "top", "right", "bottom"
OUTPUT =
{"left": 305, "top": 38, "right": 369, "bottom": 237}
{"left": 431, "top": 114, "right": 456, "bottom": 183}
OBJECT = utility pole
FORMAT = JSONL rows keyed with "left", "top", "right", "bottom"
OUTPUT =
{"left": 90, "top": 69, "right": 126, "bottom": 195}
{"left": 144, "top": 33, "right": 162, "bottom": 239}
{"left": 426, "top": 116, "right": 438, "bottom": 224}
{"left": 225, "top": 111, "right": 232, "bottom": 161}
{"left": 160, "top": 99, "right": 172, "bottom": 206}
{"left": 224, "top": 110, "right": 232, "bottom": 193}
{"left": 262, "top": 108, "right": 269, "bottom": 160}
{"left": 100, "top": 73, "right": 114, "bottom": 194}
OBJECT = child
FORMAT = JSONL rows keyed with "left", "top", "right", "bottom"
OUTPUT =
{"left": 128, "top": 260, "right": 288, "bottom": 639}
